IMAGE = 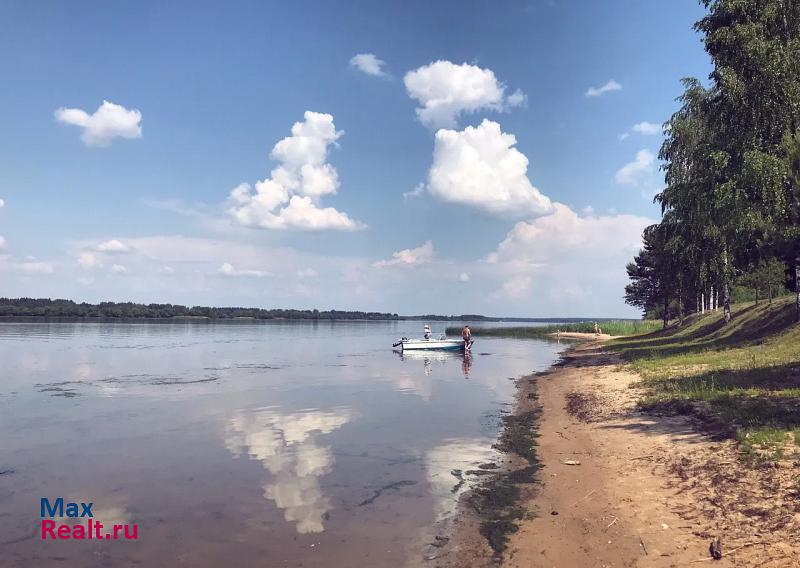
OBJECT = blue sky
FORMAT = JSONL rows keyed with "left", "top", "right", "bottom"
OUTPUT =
{"left": 0, "top": 0, "right": 711, "bottom": 317}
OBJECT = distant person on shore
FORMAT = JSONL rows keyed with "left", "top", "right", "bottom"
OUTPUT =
{"left": 462, "top": 325, "right": 472, "bottom": 350}
{"left": 594, "top": 322, "right": 599, "bottom": 336}
{"left": 424, "top": 324, "right": 432, "bottom": 340}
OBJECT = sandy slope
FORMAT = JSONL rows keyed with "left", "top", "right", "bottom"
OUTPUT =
{"left": 438, "top": 340, "right": 797, "bottom": 567}
{"left": 504, "top": 342, "right": 714, "bottom": 567}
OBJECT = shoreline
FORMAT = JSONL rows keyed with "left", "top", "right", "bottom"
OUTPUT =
{"left": 501, "top": 340, "right": 706, "bottom": 566}
{"left": 436, "top": 339, "right": 797, "bottom": 567}
{"left": 429, "top": 347, "right": 569, "bottom": 567}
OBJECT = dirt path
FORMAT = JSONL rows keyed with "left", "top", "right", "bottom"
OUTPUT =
{"left": 438, "top": 341, "right": 798, "bottom": 567}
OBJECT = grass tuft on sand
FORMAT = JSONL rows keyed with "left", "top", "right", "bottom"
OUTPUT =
{"left": 611, "top": 296, "right": 800, "bottom": 462}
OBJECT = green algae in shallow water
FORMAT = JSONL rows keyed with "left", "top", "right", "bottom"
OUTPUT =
{"left": 469, "top": 398, "right": 544, "bottom": 555}
{"left": 506, "top": 465, "right": 541, "bottom": 484}
{"left": 480, "top": 518, "right": 521, "bottom": 554}
{"left": 496, "top": 409, "right": 541, "bottom": 463}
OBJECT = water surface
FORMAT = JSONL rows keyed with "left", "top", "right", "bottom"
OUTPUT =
{"left": 0, "top": 321, "right": 561, "bottom": 567}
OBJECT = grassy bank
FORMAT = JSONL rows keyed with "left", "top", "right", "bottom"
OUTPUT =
{"left": 610, "top": 296, "right": 800, "bottom": 461}
{"left": 446, "top": 319, "right": 662, "bottom": 339}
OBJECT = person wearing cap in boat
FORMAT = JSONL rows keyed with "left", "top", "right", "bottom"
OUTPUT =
{"left": 423, "top": 324, "right": 432, "bottom": 339}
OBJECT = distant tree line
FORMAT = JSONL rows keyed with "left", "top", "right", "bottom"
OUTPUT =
{"left": 0, "top": 298, "right": 399, "bottom": 321}
{"left": 625, "top": 0, "right": 800, "bottom": 326}
{"left": 403, "top": 314, "right": 495, "bottom": 321}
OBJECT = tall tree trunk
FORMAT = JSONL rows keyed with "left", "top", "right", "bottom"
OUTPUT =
{"left": 663, "top": 292, "right": 670, "bottom": 330}
{"left": 711, "top": 285, "right": 715, "bottom": 310}
{"left": 723, "top": 282, "right": 731, "bottom": 323}
{"left": 723, "top": 253, "right": 731, "bottom": 324}
{"left": 755, "top": 286, "right": 759, "bottom": 305}
{"left": 796, "top": 260, "right": 800, "bottom": 323}
{"left": 701, "top": 292, "right": 705, "bottom": 314}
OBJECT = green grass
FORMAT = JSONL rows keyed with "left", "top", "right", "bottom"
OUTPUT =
{"left": 611, "top": 296, "right": 800, "bottom": 461}
{"left": 737, "top": 428, "right": 791, "bottom": 461}
{"left": 446, "top": 319, "right": 662, "bottom": 339}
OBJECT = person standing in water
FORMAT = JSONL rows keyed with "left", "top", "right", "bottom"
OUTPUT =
{"left": 462, "top": 325, "right": 472, "bottom": 350}
{"left": 424, "top": 324, "right": 432, "bottom": 339}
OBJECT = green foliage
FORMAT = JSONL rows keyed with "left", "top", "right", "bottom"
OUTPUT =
{"left": 624, "top": 224, "right": 691, "bottom": 326}
{"left": 627, "top": 0, "right": 800, "bottom": 323}
{"left": 736, "top": 257, "right": 788, "bottom": 303}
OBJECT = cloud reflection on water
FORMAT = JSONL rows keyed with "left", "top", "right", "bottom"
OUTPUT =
{"left": 425, "top": 438, "right": 501, "bottom": 520}
{"left": 225, "top": 407, "right": 351, "bottom": 534}
{"left": 392, "top": 350, "right": 472, "bottom": 400}
{"left": 64, "top": 495, "right": 132, "bottom": 527}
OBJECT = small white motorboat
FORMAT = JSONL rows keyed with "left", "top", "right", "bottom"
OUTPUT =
{"left": 394, "top": 324, "right": 473, "bottom": 351}
{"left": 393, "top": 337, "right": 469, "bottom": 351}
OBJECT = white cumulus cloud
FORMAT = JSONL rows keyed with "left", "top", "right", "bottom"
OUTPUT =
{"left": 506, "top": 88, "right": 527, "bottom": 108}
{"left": 0, "top": 198, "right": 5, "bottom": 208}
{"left": 55, "top": 100, "right": 142, "bottom": 147}
{"left": 494, "top": 203, "right": 650, "bottom": 264}
{"left": 619, "top": 122, "right": 662, "bottom": 141}
{"left": 404, "top": 60, "right": 524, "bottom": 129}
{"left": 632, "top": 121, "right": 661, "bottom": 135}
{"left": 489, "top": 203, "right": 653, "bottom": 305}
{"left": 459, "top": 272, "right": 470, "bottom": 282}
{"left": 219, "top": 262, "right": 270, "bottom": 278}
{"left": 77, "top": 251, "right": 99, "bottom": 269}
{"left": 373, "top": 241, "right": 434, "bottom": 268}
{"left": 0, "top": 236, "right": 6, "bottom": 250}
{"left": 403, "top": 182, "right": 426, "bottom": 200}
{"left": 228, "top": 111, "right": 364, "bottom": 231}
{"left": 110, "top": 264, "right": 128, "bottom": 274}
{"left": 426, "top": 119, "right": 553, "bottom": 218}
{"left": 95, "top": 239, "right": 134, "bottom": 253}
{"left": 349, "top": 53, "right": 388, "bottom": 77}
{"left": 498, "top": 275, "right": 532, "bottom": 300}
{"left": 615, "top": 149, "right": 656, "bottom": 185}
{"left": 585, "top": 79, "right": 622, "bottom": 97}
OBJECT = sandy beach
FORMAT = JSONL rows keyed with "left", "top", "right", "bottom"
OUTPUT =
{"left": 437, "top": 339, "right": 800, "bottom": 567}
{"left": 550, "top": 332, "right": 614, "bottom": 340}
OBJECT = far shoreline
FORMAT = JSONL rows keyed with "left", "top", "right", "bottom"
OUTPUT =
{"left": 0, "top": 316, "right": 632, "bottom": 325}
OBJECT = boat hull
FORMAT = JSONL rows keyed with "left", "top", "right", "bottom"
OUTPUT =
{"left": 400, "top": 339, "right": 466, "bottom": 351}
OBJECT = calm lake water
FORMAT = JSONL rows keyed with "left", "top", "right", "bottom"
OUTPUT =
{"left": 0, "top": 321, "right": 562, "bottom": 567}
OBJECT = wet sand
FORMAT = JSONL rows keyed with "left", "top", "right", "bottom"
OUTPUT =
{"left": 439, "top": 340, "right": 800, "bottom": 567}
